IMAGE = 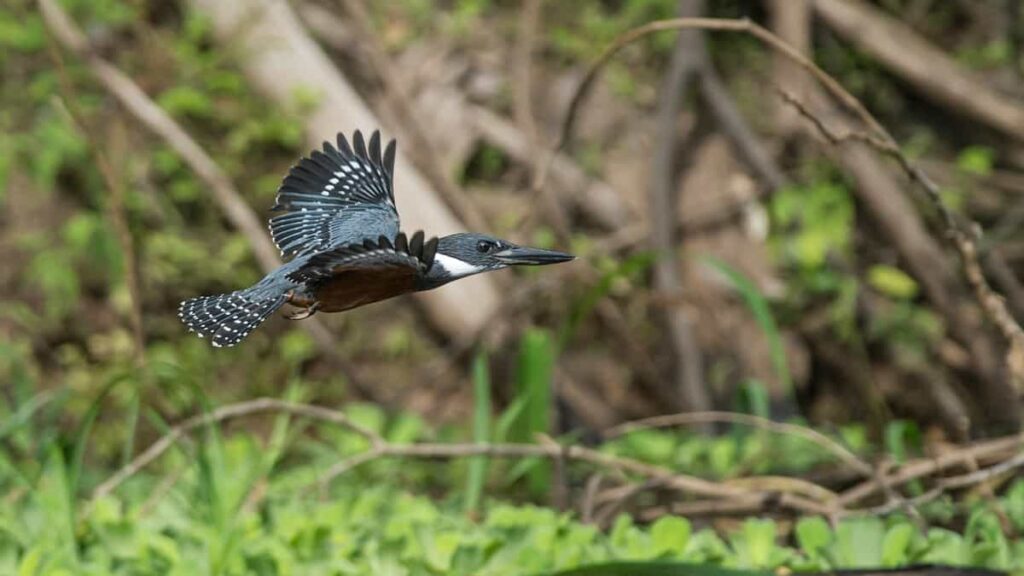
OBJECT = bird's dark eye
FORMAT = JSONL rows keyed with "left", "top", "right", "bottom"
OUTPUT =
{"left": 476, "top": 240, "right": 496, "bottom": 253}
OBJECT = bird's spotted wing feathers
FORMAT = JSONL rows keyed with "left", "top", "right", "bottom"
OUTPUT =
{"left": 287, "top": 231, "right": 438, "bottom": 284}
{"left": 269, "top": 130, "right": 399, "bottom": 257}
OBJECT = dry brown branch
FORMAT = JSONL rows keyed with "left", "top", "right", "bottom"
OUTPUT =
{"left": 554, "top": 17, "right": 885, "bottom": 158}
{"left": 592, "top": 478, "right": 670, "bottom": 528}
{"left": 188, "top": 0, "right": 500, "bottom": 340}
{"left": 699, "top": 65, "right": 789, "bottom": 192}
{"left": 552, "top": 17, "right": 1024, "bottom": 388}
{"left": 649, "top": 0, "right": 709, "bottom": 412}
{"left": 91, "top": 397, "right": 383, "bottom": 504}
{"left": 813, "top": 0, "right": 1024, "bottom": 140}
{"left": 780, "top": 89, "right": 1024, "bottom": 393}
{"left": 860, "top": 451, "right": 1024, "bottom": 516}
{"left": 638, "top": 495, "right": 779, "bottom": 520}
{"left": 776, "top": 90, "right": 892, "bottom": 151}
{"left": 317, "top": 438, "right": 838, "bottom": 516}
{"left": 92, "top": 399, "right": 1024, "bottom": 524}
{"left": 513, "top": 0, "right": 542, "bottom": 146}
{"left": 607, "top": 407, "right": 930, "bottom": 521}
{"left": 838, "top": 434, "right": 1024, "bottom": 507}
{"left": 606, "top": 410, "right": 872, "bottom": 476}
{"left": 38, "top": 0, "right": 379, "bottom": 393}
{"left": 767, "top": 0, "right": 810, "bottom": 137}
{"left": 580, "top": 474, "right": 604, "bottom": 523}
{"left": 333, "top": 0, "right": 489, "bottom": 233}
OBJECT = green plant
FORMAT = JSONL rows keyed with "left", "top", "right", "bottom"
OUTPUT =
{"left": 464, "top": 348, "right": 492, "bottom": 515}
{"left": 702, "top": 257, "right": 792, "bottom": 402}
{"left": 508, "top": 328, "right": 556, "bottom": 498}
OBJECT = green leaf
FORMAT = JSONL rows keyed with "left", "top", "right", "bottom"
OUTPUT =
{"left": 157, "top": 86, "right": 214, "bottom": 119}
{"left": 834, "top": 518, "right": 885, "bottom": 567}
{"left": 730, "top": 518, "right": 777, "bottom": 568}
{"left": 464, "top": 348, "right": 491, "bottom": 515}
{"left": 881, "top": 523, "right": 914, "bottom": 566}
{"left": 513, "top": 327, "right": 555, "bottom": 497}
{"left": 956, "top": 146, "right": 995, "bottom": 177}
{"left": 703, "top": 257, "right": 791, "bottom": 400}
{"left": 795, "top": 517, "right": 832, "bottom": 558}
{"left": 867, "top": 265, "right": 919, "bottom": 300}
{"left": 650, "top": 516, "right": 691, "bottom": 556}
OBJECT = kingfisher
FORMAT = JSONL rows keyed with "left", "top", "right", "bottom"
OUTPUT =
{"left": 179, "top": 130, "right": 574, "bottom": 347}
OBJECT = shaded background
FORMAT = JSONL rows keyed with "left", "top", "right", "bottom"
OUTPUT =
{"left": 5, "top": 0, "right": 1024, "bottom": 573}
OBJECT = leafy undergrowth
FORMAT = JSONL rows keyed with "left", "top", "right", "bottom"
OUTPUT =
{"left": 3, "top": 406, "right": 1024, "bottom": 576}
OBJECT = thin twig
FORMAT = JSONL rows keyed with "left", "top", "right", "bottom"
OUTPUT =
{"left": 859, "top": 451, "right": 1024, "bottom": 516}
{"left": 838, "top": 434, "right": 1024, "bottom": 507}
{"left": 593, "top": 478, "right": 669, "bottom": 528}
{"left": 513, "top": 0, "right": 542, "bottom": 146}
{"left": 318, "top": 439, "right": 839, "bottom": 516}
{"left": 606, "top": 410, "right": 872, "bottom": 476}
{"left": 334, "top": 0, "right": 490, "bottom": 233}
{"left": 648, "top": 0, "right": 709, "bottom": 413}
{"left": 554, "top": 17, "right": 885, "bottom": 160}
{"left": 779, "top": 89, "right": 1024, "bottom": 389}
{"left": 91, "top": 398, "right": 383, "bottom": 504}
{"left": 699, "top": 64, "right": 789, "bottom": 192}
{"left": 40, "top": 0, "right": 376, "bottom": 394}
{"left": 547, "top": 12, "right": 1024, "bottom": 391}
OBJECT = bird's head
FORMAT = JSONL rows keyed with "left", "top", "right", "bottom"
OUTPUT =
{"left": 429, "top": 233, "right": 574, "bottom": 282}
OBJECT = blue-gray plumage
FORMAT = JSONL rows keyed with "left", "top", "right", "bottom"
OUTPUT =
{"left": 179, "top": 130, "right": 574, "bottom": 347}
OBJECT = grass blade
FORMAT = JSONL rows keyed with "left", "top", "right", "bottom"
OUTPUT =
{"left": 513, "top": 327, "right": 554, "bottom": 498}
{"left": 464, "top": 348, "right": 491, "bottom": 515}
{"left": 702, "top": 256, "right": 792, "bottom": 400}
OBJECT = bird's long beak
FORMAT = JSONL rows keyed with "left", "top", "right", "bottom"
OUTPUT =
{"left": 494, "top": 245, "right": 575, "bottom": 265}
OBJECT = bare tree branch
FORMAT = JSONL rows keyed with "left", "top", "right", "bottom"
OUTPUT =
{"left": 38, "top": 0, "right": 377, "bottom": 395}
{"left": 333, "top": 0, "right": 490, "bottom": 233}
{"left": 781, "top": 90, "right": 1024, "bottom": 398}
{"left": 649, "top": 0, "right": 709, "bottom": 413}
{"left": 606, "top": 410, "right": 871, "bottom": 476}
{"left": 547, "top": 13, "right": 1024, "bottom": 425}
{"left": 813, "top": 0, "right": 1024, "bottom": 139}
{"left": 187, "top": 0, "right": 501, "bottom": 340}
{"left": 91, "top": 398, "right": 384, "bottom": 505}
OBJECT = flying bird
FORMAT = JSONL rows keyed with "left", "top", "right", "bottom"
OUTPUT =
{"left": 179, "top": 130, "right": 574, "bottom": 347}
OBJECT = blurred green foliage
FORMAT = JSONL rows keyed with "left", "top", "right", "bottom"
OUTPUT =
{"left": 3, "top": 421, "right": 1024, "bottom": 574}
{"left": 768, "top": 172, "right": 941, "bottom": 368}
{"left": 5, "top": 1, "right": 1024, "bottom": 574}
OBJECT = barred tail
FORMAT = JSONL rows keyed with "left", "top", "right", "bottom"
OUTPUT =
{"left": 178, "top": 287, "right": 287, "bottom": 348}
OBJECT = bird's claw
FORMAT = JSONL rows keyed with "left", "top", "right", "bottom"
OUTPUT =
{"left": 285, "top": 302, "right": 319, "bottom": 320}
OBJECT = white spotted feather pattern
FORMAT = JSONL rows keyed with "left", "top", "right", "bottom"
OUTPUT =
{"left": 269, "top": 130, "right": 399, "bottom": 258}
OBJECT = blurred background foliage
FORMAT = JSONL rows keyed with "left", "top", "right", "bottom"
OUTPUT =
{"left": 4, "top": 0, "right": 1024, "bottom": 573}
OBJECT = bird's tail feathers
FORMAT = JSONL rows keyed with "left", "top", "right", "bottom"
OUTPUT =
{"left": 178, "top": 287, "right": 287, "bottom": 347}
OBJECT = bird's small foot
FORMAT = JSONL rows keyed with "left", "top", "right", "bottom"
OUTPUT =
{"left": 285, "top": 302, "right": 319, "bottom": 320}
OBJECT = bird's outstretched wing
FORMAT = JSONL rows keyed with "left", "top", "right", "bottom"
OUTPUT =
{"left": 287, "top": 231, "right": 438, "bottom": 284}
{"left": 269, "top": 130, "right": 400, "bottom": 258}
